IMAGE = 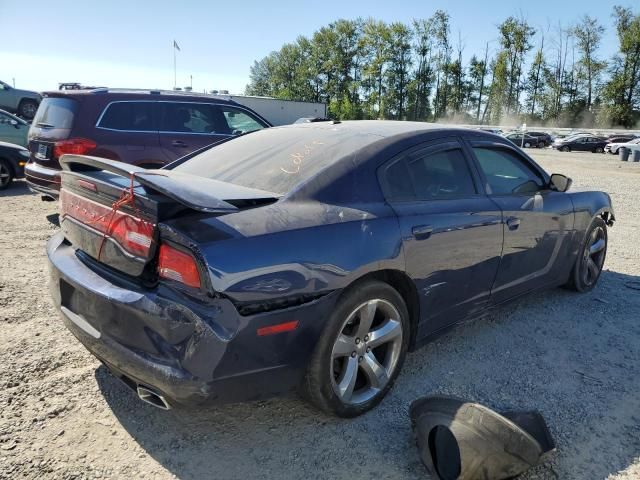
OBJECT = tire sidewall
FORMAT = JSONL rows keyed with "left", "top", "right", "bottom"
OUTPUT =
{"left": 305, "top": 280, "right": 410, "bottom": 417}
{"left": 572, "top": 217, "right": 608, "bottom": 293}
{"left": 19, "top": 100, "right": 38, "bottom": 119}
{"left": 0, "top": 159, "right": 14, "bottom": 190}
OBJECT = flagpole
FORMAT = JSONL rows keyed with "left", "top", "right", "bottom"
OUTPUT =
{"left": 173, "top": 43, "right": 176, "bottom": 89}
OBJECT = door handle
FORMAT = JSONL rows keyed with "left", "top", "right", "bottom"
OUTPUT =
{"left": 506, "top": 217, "right": 521, "bottom": 231}
{"left": 172, "top": 140, "right": 188, "bottom": 147}
{"left": 412, "top": 225, "right": 434, "bottom": 240}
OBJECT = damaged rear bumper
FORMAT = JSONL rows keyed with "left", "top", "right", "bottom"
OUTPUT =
{"left": 47, "top": 232, "right": 337, "bottom": 407}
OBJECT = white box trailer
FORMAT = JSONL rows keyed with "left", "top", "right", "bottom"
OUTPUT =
{"left": 220, "top": 95, "right": 327, "bottom": 126}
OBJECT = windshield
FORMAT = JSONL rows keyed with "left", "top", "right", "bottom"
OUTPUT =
{"left": 173, "top": 126, "right": 381, "bottom": 195}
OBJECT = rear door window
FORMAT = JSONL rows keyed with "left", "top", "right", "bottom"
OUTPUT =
{"left": 382, "top": 141, "right": 477, "bottom": 201}
{"left": 159, "top": 102, "right": 230, "bottom": 134}
{"left": 98, "top": 102, "right": 156, "bottom": 131}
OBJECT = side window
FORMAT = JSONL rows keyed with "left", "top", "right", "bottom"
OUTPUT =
{"left": 473, "top": 147, "right": 544, "bottom": 195}
{"left": 383, "top": 145, "right": 477, "bottom": 201}
{"left": 385, "top": 159, "right": 415, "bottom": 200}
{"left": 98, "top": 102, "right": 155, "bottom": 131}
{"left": 159, "top": 103, "right": 229, "bottom": 134}
{"left": 219, "top": 107, "right": 265, "bottom": 134}
{"left": 407, "top": 147, "right": 477, "bottom": 198}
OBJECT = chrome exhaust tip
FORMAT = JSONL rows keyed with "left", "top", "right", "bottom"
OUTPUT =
{"left": 136, "top": 385, "right": 171, "bottom": 410}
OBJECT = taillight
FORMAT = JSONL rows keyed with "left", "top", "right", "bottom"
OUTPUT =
{"left": 53, "top": 138, "right": 96, "bottom": 159}
{"left": 157, "top": 244, "right": 202, "bottom": 289}
{"left": 60, "top": 189, "right": 155, "bottom": 257}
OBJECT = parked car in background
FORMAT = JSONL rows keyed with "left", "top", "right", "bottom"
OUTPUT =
{"left": 0, "top": 109, "right": 29, "bottom": 147}
{"left": 504, "top": 132, "right": 539, "bottom": 148}
{"left": 605, "top": 137, "right": 640, "bottom": 154}
{"left": 479, "top": 127, "right": 503, "bottom": 134}
{"left": 47, "top": 121, "right": 614, "bottom": 416}
{"left": 0, "top": 80, "right": 41, "bottom": 120}
{"left": 25, "top": 88, "right": 271, "bottom": 199}
{"left": 0, "top": 141, "right": 29, "bottom": 189}
{"left": 552, "top": 135, "right": 607, "bottom": 153}
{"left": 526, "top": 131, "right": 553, "bottom": 147}
{"left": 605, "top": 135, "right": 637, "bottom": 144}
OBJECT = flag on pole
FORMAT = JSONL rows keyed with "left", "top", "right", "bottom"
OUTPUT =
{"left": 173, "top": 40, "right": 181, "bottom": 52}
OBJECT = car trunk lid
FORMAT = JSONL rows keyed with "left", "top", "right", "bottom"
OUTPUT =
{"left": 59, "top": 154, "right": 278, "bottom": 278}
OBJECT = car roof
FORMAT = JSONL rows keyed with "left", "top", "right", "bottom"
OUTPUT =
{"left": 269, "top": 119, "right": 481, "bottom": 138}
{"left": 41, "top": 88, "right": 242, "bottom": 106}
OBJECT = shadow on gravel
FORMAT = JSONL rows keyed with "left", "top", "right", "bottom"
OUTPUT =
{"left": 96, "top": 270, "right": 640, "bottom": 480}
{"left": 0, "top": 179, "right": 34, "bottom": 197}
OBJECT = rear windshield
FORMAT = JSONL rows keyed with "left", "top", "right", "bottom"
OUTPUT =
{"left": 172, "top": 126, "right": 380, "bottom": 195}
{"left": 32, "top": 97, "right": 77, "bottom": 129}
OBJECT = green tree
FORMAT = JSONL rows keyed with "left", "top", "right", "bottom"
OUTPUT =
{"left": 573, "top": 16, "right": 606, "bottom": 110}
{"left": 599, "top": 6, "right": 640, "bottom": 127}
{"left": 498, "top": 16, "right": 536, "bottom": 113}
{"left": 385, "top": 22, "right": 413, "bottom": 119}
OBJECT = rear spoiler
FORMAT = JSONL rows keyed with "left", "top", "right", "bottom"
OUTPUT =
{"left": 59, "top": 155, "right": 277, "bottom": 213}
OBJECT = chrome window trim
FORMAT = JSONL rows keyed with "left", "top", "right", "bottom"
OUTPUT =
{"left": 94, "top": 100, "right": 269, "bottom": 134}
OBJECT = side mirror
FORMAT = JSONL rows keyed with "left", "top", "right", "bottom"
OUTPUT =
{"left": 549, "top": 173, "right": 572, "bottom": 192}
{"left": 10, "top": 119, "right": 18, "bottom": 127}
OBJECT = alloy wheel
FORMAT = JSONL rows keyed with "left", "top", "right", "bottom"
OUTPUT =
{"left": 330, "top": 299, "right": 403, "bottom": 405}
{"left": 0, "top": 163, "right": 11, "bottom": 188}
{"left": 581, "top": 226, "right": 606, "bottom": 287}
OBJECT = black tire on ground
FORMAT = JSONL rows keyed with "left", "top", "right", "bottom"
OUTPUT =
{"left": 18, "top": 99, "right": 38, "bottom": 120}
{"left": 538, "top": 141, "right": 546, "bottom": 148}
{"left": 595, "top": 147, "right": 604, "bottom": 153}
{"left": 565, "top": 217, "right": 608, "bottom": 293}
{"left": 303, "top": 280, "right": 410, "bottom": 417}
{"left": 0, "top": 159, "right": 14, "bottom": 190}
{"left": 561, "top": 146, "right": 571, "bottom": 152}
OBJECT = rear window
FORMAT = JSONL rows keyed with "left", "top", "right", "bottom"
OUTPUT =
{"left": 32, "top": 97, "right": 77, "bottom": 129}
{"left": 173, "top": 126, "right": 379, "bottom": 195}
{"left": 98, "top": 102, "right": 156, "bottom": 131}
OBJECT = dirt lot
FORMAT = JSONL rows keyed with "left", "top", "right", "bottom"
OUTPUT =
{"left": 1, "top": 149, "right": 639, "bottom": 480}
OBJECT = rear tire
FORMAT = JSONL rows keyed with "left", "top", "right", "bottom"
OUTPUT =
{"left": 303, "top": 280, "right": 410, "bottom": 417}
{"left": 565, "top": 217, "right": 607, "bottom": 293}
{"left": 561, "top": 146, "right": 571, "bottom": 152}
{"left": 0, "top": 159, "right": 14, "bottom": 190}
{"left": 18, "top": 99, "right": 38, "bottom": 120}
{"left": 595, "top": 147, "right": 604, "bottom": 153}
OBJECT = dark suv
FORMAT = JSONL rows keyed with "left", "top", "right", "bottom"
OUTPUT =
{"left": 526, "top": 131, "right": 553, "bottom": 147}
{"left": 25, "top": 89, "right": 271, "bottom": 199}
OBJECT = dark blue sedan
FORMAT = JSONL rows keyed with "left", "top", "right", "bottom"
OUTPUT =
{"left": 47, "top": 121, "right": 614, "bottom": 417}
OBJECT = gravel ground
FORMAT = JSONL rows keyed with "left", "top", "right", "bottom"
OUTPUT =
{"left": 1, "top": 149, "right": 639, "bottom": 480}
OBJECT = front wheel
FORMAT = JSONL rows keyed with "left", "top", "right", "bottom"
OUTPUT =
{"left": 566, "top": 217, "right": 607, "bottom": 293}
{"left": 594, "top": 147, "right": 604, "bottom": 153}
{"left": 0, "top": 159, "right": 14, "bottom": 190}
{"left": 561, "top": 146, "right": 571, "bottom": 152}
{"left": 524, "top": 142, "right": 531, "bottom": 148}
{"left": 303, "top": 280, "right": 410, "bottom": 417}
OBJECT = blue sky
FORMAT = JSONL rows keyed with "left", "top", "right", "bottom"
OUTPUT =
{"left": 0, "top": 0, "right": 624, "bottom": 94}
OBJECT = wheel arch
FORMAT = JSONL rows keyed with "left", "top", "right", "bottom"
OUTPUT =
{"left": 340, "top": 269, "right": 421, "bottom": 351}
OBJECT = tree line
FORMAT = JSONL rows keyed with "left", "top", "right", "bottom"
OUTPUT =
{"left": 245, "top": 7, "right": 640, "bottom": 128}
